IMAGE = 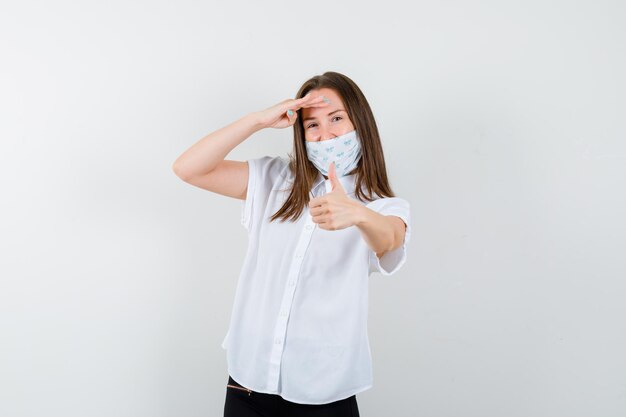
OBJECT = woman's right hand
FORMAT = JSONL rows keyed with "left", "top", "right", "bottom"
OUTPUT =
{"left": 253, "top": 93, "right": 330, "bottom": 130}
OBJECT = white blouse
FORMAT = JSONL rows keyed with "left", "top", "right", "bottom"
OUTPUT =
{"left": 220, "top": 155, "right": 412, "bottom": 404}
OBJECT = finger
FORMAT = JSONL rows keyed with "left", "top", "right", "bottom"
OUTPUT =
{"left": 299, "top": 96, "right": 325, "bottom": 104}
{"left": 311, "top": 212, "right": 327, "bottom": 222}
{"left": 300, "top": 101, "right": 331, "bottom": 109}
{"left": 309, "top": 206, "right": 325, "bottom": 216}
{"left": 284, "top": 95, "right": 321, "bottom": 113}
{"left": 281, "top": 95, "right": 313, "bottom": 110}
{"left": 315, "top": 218, "right": 329, "bottom": 228}
{"left": 302, "top": 92, "right": 328, "bottom": 101}
{"left": 287, "top": 93, "right": 324, "bottom": 107}
{"left": 297, "top": 94, "right": 319, "bottom": 102}
{"left": 295, "top": 97, "right": 329, "bottom": 111}
{"left": 309, "top": 196, "right": 326, "bottom": 208}
{"left": 286, "top": 109, "right": 297, "bottom": 121}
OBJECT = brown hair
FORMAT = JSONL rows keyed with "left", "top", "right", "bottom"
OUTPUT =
{"left": 270, "top": 71, "right": 396, "bottom": 223}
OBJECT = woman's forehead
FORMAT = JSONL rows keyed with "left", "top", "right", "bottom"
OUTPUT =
{"left": 302, "top": 107, "right": 346, "bottom": 122}
{"left": 307, "top": 87, "right": 341, "bottom": 101}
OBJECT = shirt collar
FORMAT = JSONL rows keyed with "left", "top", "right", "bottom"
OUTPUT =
{"left": 311, "top": 171, "right": 357, "bottom": 196}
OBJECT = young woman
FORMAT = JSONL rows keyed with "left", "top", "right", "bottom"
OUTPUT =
{"left": 173, "top": 71, "right": 411, "bottom": 417}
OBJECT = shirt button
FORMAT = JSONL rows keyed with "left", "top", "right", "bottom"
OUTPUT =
{"left": 296, "top": 253, "right": 303, "bottom": 258}
{"left": 274, "top": 338, "right": 282, "bottom": 344}
{"left": 305, "top": 225, "right": 312, "bottom": 231}
{"left": 289, "top": 280, "right": 295, "bottom": 286}
{"left": 281, "top": 311, "right": 288, "bottom": 316}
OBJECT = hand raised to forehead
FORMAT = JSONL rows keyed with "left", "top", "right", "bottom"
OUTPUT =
{"left": 256, "top": 93, "right": 331, "bottom": 130}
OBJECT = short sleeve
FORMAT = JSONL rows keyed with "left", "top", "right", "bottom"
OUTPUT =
{"left": 240, "top": 155, "right": 287, "bottom": 231}
{"left": 364, "top": 197, "right": 412, "bottom": 276}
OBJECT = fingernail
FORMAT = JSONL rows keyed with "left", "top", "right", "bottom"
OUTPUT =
{"left": 287, "top": 109, "right": 293, "bottom": 116}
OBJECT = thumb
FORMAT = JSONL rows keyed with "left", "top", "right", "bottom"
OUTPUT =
{"left": 328, "top": 162, "right": 345, "bottom": 193}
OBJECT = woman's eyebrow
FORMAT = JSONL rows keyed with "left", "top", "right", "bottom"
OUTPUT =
{"left": 302, "top": 109, "right": 345, "bottom": 122}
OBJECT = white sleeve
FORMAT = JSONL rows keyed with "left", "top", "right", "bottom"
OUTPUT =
{"left": 240, "top": 155, "right": 286, "bottom": 231}
{"left": 364, "top": 197, "right": 412, "bottom": 276}
{"left": 240, "top": 159, "right": 257, "bottom": 230}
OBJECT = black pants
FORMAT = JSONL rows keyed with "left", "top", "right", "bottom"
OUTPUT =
{"left": 224, "top": 375, "right": 361, "bottom": 417}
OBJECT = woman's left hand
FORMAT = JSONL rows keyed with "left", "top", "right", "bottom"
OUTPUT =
{"left": 309, "top": 162, "right": 362, "bottom": 230}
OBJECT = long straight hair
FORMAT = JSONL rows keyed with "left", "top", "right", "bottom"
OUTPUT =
{"left": 270, "top": 71, "right": 396, "bottom": 223}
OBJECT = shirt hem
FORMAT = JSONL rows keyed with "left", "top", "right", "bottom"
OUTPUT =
{"left": 227, "top": 368, "right": 373, "bottom": 405}
{"left": 280, "top": 383, "right": 373, "bottom": 405}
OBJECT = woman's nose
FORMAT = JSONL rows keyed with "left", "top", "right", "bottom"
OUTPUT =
{"left": 319, "top": 128, "right": 335, "bottom": 141}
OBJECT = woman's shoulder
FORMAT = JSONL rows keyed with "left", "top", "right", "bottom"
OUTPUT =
{"left": 363, "top": 195, "right": 410, "bottom": 211}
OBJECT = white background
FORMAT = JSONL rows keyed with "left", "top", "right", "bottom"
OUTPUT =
{"left": 1, "top": 1, "right": 625, "bottom": 416}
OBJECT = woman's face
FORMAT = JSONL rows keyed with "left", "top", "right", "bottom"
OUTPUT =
{"left": 301, "top": 88, "right": 355, "bottom": 142}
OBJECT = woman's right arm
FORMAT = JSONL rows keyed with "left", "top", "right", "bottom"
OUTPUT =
{"left": 171, "top": 93, "right": 328, "bottom": 200}
{"left": 171, "top": 113, "right": 263, "bottom": 200}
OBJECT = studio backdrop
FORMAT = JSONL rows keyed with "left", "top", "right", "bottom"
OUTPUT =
{"left": 1, "top": 1, "right": 624, "bottom": 416}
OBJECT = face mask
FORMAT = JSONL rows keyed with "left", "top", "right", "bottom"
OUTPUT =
{"left": 305, "top": 129, "right": 362, "bottom": 177}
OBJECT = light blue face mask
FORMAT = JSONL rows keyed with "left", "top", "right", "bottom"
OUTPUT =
{"left": 305, "top": 129, "right": 362, "bottom": 177}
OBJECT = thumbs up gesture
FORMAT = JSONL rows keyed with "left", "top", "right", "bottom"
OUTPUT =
{"left": 308, "top": 162, "right": 362, "bottom": 230}
{"left": 327, "top": 160, "right": 346, "bottom": 194}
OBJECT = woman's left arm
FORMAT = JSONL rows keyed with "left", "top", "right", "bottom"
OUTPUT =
{"left": 353, "top": 206, "right": 407, "bottom": 258}
{"left": 309, "top": 191, "right": 407, "bottom": 258}
{"left": 308, "top": 162, "right": 407, "bottom": 257}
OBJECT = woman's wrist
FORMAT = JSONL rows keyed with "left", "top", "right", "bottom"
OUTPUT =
{"left": 244, "top": 111, "right": 267, "bottom": 132}
{"left": 351, "top": 200, "right": 367, "bottom": 227}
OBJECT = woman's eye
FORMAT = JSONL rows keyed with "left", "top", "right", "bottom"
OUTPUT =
{"left": 306, "top": 117, "right": 342, "bottom": 129}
